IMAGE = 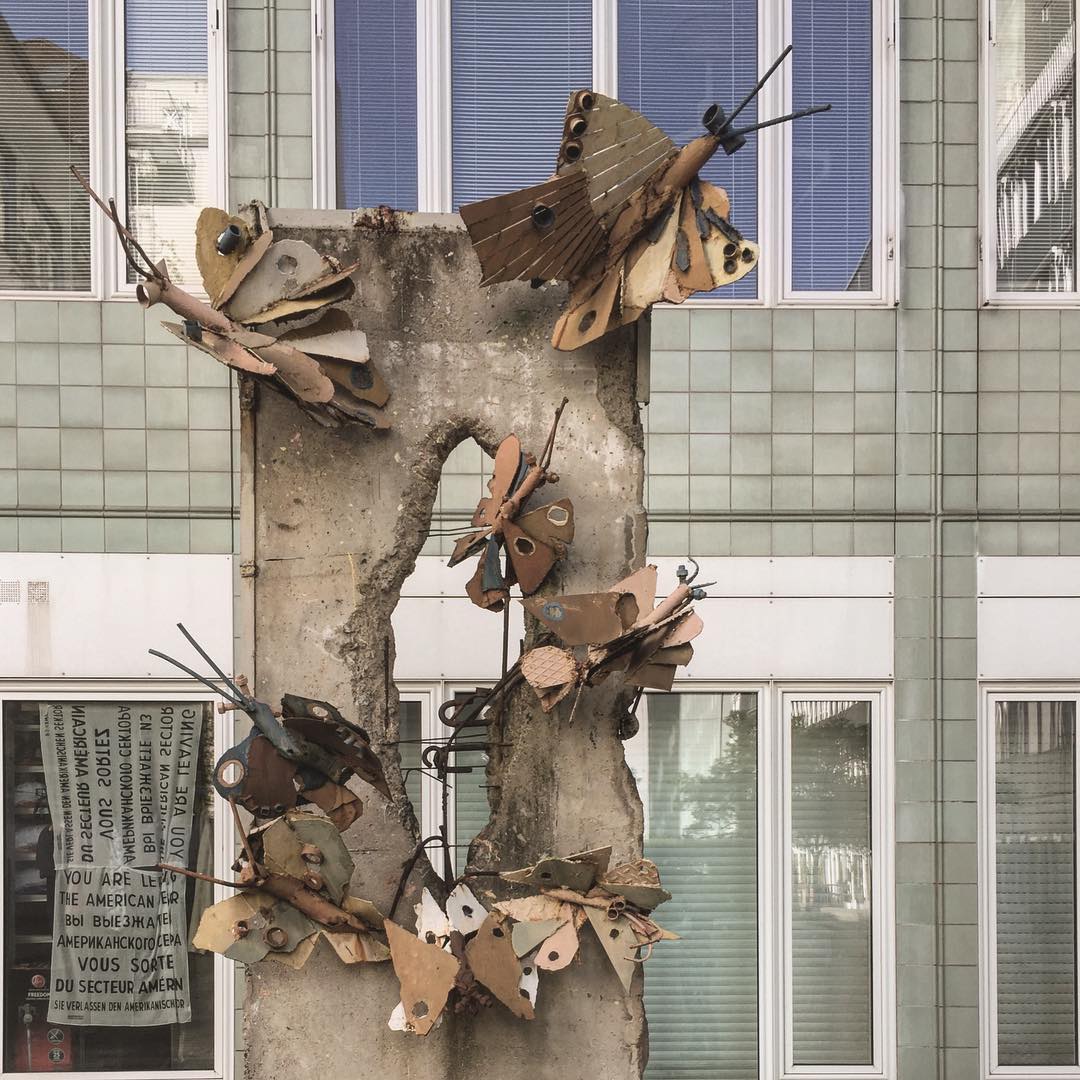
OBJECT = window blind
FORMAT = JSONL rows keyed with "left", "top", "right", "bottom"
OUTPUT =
{"left": 995, "top": 699, "right": 1077, "bottom": 1066}
{"left": 335, "top": 0, "right": 418, "bottom": 211}
{"left": 993, "top": 0, "right": 1075, "bottom": 292}
{"left": 788, "top": 699, "right": 873, "bottom": 1065}
{"left": 0, "top": 0, "right": 91, "bottom": 291}
{"left": 124, "top": 0, "right": 209, "bottom": 285}
{"left": 790, "top": 0, "right": 873, "bottom": 291}
{"left": 618, "top": 0, "right": 758, "bottom": 300}
{"left": 629, "top": 693, "right": 759, "bottom": 1080}
{"left": 451, "top": 0, "right": 592, "bottom": 208}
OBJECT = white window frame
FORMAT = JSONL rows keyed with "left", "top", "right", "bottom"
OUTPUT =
{"left": 978, "top": 685, "right": 1080, "bottom": 1080}
{"left": 0, "top": 680, "right": 235, "bottom": 1080}
{"left": 399, "top": 679, "right": 894, "bottom": 1080}
{"left": 979, "top": 0, "right": 1078, "bottom": 307}
{"left": 0, "top": 0, "right": 228, "bottom": 302}
{"left": 312, "top": 0, "right": 898, "bottom": 307}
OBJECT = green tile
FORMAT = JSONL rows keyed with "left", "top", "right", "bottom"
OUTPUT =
{"left": 61, "top": 516, "right": 105, "bottom": 552}
{"left": 730, "top": 521, "right": 771, "bottom": 555}
{"left": 771, "top": 520, "right": 813, "bottom": 555}
{"left": 729, "top": 393, "right": 770, "bottom": 432}
{"left": 689, "top": 392, "right": 730, "bottom": 433}
{"left": 730, "top": 434, "right": 770, "bottom": 474}
{"left": 148, "top": 518, "right": 191, "bottom": 554}
{"left": 978, "top": 475, "right": 1018, "bottom": 509}
{"left": 645, "top": 392, "right": 688, "bottom": 433}
{"left": 855, "top": 309, "right": 895, "bottom": 349}
{"left": 646, "top": 521, "right": 689, "bottom": 557}
{"left": 650, "top": 350, "right": 689, "bottom": 391}
{"left": 688, "top": 351, "right": 730, "bottom": 391}
{"left": 18, "top": 470, "right": 60, "bottom": 508}
{"left": 143, "top": 307, "right": 178, "bottom": 346}
{"left": 944, "top": 351, "right": 977, "bottom": 392}
{"left": 731, "top": 350, "right": 771, "bottom": 391}
{"left": 730, "top": 475, "right": 770, "bottom": 509}
{"left": 0, "top": 343, "right": 13, "bottom": 382}
{"left": 103, "top": 388, "right": 146, "bottom": 428}
{"left": 688, "top": 434, "right": 729, "bottom": 474}
{"left": 61, "top": 470, "right": 104, "bottom": 508}
{"left": 813, "top": 433, "right": 854, "bottom": 473}
{"left": 103, "top": 430, "right": 147, "bottom": 470}
{"left": 814, "top": 308, "right": 854, "bottom": 349}
{"left": 1019, "top": 308, "right": 1061, "bottom": 349}
{"left": 689, "top": 474, "right": 730, "bottom": 511}
{"left": 731, "top": 310, "right": 771, "bottom": 349}
{"left": 60, "top": 428, "right": 104, "bottom": 469}
{"left": 16, "top": 386, "right": 58, "bottom": 426}
{"left": 188, "top": 346, "right": 231, "bottom": 387}
{"left": 772, "top": 475, "right": 812, "bottom": 509}
{"left": 855, "top": 474, "right": 895, "bottom": 509}
{"left": 771, "top": 309, "right": 813, "bottom": 350}
{"left": 855, "top": 351, "right": 895, "bottom": 391}
{"left": 813, "top": 475, "right": 855, "bottom": 510}
{"left": 0, "top": 516, "right": 15, "bottom": 548}
{"left": 102, "top": 302, "right": 145, "bottom": 343}
{"left": 647, "top": 434, "right": 688, "bottom": 473}
{"left": 855, "top": 433, "right": 895, "bottom": 473}
{"left": 979, "top": 308, "right": 1018, "bottom": 348}
{"left": 1018, "top": 391, "right": 1059, "bottom": 431}
{"left": 773, "top": 392, "right": 813, "bottom": 433}
{"left": 105, "top": 517, "right": 148, "bottom": 553}
{"left": 772, "top": 433, "right": 812, "bottom": 474}
{"left": 647, "top": 475, "right": 688, "bottom": 511}
{"left": 688, "top": 521, "right": 731, "bottom": 555}
{"left": 102, "top": 344, "right": 146, "bottom": 386}
{"left": 943, "top": 434, "right": 976, "bottom": 474}
{"left": 978, "top": 350, "right": 1018, "bottom": 391}
{"left": 58, "top": 301, "right": 101, "bottom": 343}
{"left": 59, "top": 344, "right": 103, "bottom": 385}
{"left": 1020, "top": 350, "right": 1060, "bottom": 390}
{"left": 978, "top": 392, "right": 1018, "bottom": 432}
{"left": 143, "top": 344, "right": 189, "bottom": 387}
{"left": 1019, "top": 432, "right": 1059, "bottom": 472}
{"left": 0, "top": 470, "right": 16, "bottom": 507}
{"left": 651, "top": 309, "right": 689, "bottom": 350}
{"left": 148, "top": 472, "right": 190, "bottom": 508}
{"left": 16, "top": 343, "right": 59, "bottom": 384}
{"left": 147, "top": 429, "right": 190, "bottom": 471}
{"left": 59, "top": 386, "right": 103, "bottom": 427}
{"left": 18, "top": 517, "right": 61, "bottom": 552}
{"left": 814, "top": 392, "right": 855, "bottom": 432}
{"left": 104, "top": 472, "right": 147, "bottom": 508}
{"left": 15, "top": 301, "right": 58, "bottom": 342}
{"left": 814, "top": 351, "right": 855, "bottom": 391}
{"left": 146, "top": 387, "right": 189, "bottom": 429}
{"left": 16, "top": 428, "right": 59, "bottom": 468}
{"left": 773, "top": 351, "right": 813, "bottom": 391}
{"left": 0, "top": 301, "right": 13, "bottom": 341}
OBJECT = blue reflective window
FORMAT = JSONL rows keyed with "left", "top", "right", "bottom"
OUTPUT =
{"left": 791, "top": 0, "right": 873, "bottom": 291}
{"left": 451, "top": 0, "right": 592, "bottom": 208}
{"left": 618, "top": 0, "right": 759, "bottom": 299}
{"left": 335, "top": 0, "right": 418, "bottom": 210}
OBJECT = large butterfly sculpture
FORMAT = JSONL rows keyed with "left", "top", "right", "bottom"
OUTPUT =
{"left": 449, "top": 400, "right": 574, "bottom": 611}
{"left": 460, "top": 46, "right": 828, "bottom": 351}
{"left": 73, "top": 170, "right": 389, "bottom": 428}
{"left": 519, "top": 563, "right": 707, "bottom": 713}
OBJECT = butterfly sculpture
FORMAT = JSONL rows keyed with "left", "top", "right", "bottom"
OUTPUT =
{"left": 150, "top": 624, "right": 389, "bottom": 831}
{"left": 519, "top": 562, "right": 707, "bottom": 714}
{"left": 460, "top": 46, "right": 829, "bottom": 351}
{"left": 73, "top": 170, "right": 389, "bottom": 428}
{"left": 449, "top": 399, "right": 574, "bottom": 611}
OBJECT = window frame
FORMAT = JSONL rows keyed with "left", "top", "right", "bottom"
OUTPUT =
{"left": 0, "top": 0, "right": 228, "bottom": 302}
{"left": 978, "top": 685, "right": 1080, "bottom": 1079}
{"left": 0, "top": 680, "right": 235, "bottom": 1080}
{"left": 312, "top": 0, "right": 898, "bottom": 307}
{"left": 979, "top": 0, "right": 1079, "bottom": 307}
{"left": 400, "top": 678, "right": 894, "bottom": 1080}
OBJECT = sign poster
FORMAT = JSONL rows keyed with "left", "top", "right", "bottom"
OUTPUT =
{"left": 39, "top": 703, "right": 203, "bottom": 1027}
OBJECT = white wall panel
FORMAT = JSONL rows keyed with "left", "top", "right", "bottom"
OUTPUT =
{"left": 393, "top": 556, "right": 894, "bottom": 682}
{"left": 0, "top": 554, "right": 234, "bottom": 680}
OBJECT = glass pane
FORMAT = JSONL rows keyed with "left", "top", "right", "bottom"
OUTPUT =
{"left": 791, "top": 0, "right": 873, "bottom": 291}
{"left": 3, "top": 701, "right": 214, "bottom": 1072}
{"left": 451, "top": 0, "right": 592, "bottom": 207}
{"left": 124, "top": 0, "right": 209, "bottom": 285}
{"left": 789, "top": 698, "right": 873, "bottom": 1065}
{"left": 618, "top": 0, "right": 758, "bottom": 299}
{"left": 625, "top": 692, "right": 758, "bottom": 1080}
{"left": 334, "top": 0, "right": 418, "bottom": 210}
{"left": 993, "top": 0, "right": 1075, "bottom": 292}
{"left": 995, "top": 699, "right": 1077, "bottom": 1066}
{"left": 0, "top": 0, "right": 91, "bottom": 291}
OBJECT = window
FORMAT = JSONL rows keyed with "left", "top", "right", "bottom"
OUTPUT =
{"left": 624, "top": 686, "right": 893, "bottom": 1080}
{"left": 0, "top": 691, "right": 232, "bottom": 1078}
{"left": 0, "top": 0, "right": 224, "bottom": 297}
{"left": 316, "top": 0, "right": 897, "bottom": 305}
{"left": 981, "top": 690, "right": 1080, "bottom": 1073}
{"left": 983, "top": 0, "right": 1077, "bottom": 300}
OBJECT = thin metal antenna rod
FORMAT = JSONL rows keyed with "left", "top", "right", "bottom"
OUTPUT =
{"left": 175, "top": 622, "right": 247, "bottom": 702}
{"left": 727, "top": 44, "right": 793, "bottom": 126}
{"left": 148, "top": 648, "right": 244, "bottom": 705}
{"left": 727, "top": 102, "right": 832, "bottom": 139}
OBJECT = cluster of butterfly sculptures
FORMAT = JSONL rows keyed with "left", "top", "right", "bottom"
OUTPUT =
{"left": 121, "top": 53, "right": 830, "bottom": 1033}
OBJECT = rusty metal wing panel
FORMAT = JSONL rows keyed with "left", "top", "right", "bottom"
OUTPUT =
{"left": 521, "top": 591, "right": 636, "bottom": 646}
{"left": 557, "top": 92, "right": 676, "bottom": 223}
{"left": 502, "top": 520, "right": 557, "bottom": 596}
{"left": 515, "top": 498, "right": 575, "bottom": 548}
{"left": 609, "top": 565, "right": 658, "bottom": 624}
{"left": 385, "top": 919, "right": 460, "bottom": 1036}
{"left": 460, "top": 170, "right": 605, "bottom": 286}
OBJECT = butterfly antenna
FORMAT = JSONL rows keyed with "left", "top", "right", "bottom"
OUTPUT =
{"left": 727, "top": 44, "right": 792, "bottom": 127}
{"left": 726, "top": 102, "right": 832, "bottom": 140}
{"left": 148, "top": 648, "right": 245, "bottom": 705}
{"left": 174, "top": 622, "right": 248, "bottom": 703}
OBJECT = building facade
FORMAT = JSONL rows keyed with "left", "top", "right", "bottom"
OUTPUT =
{"left": 2, "top": 0, "right": 1080, "bottom": 1078}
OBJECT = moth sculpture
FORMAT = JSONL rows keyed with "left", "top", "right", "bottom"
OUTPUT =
{"left": 73, "top": 170, "right": 389, "bottom": 428}
{"left": 519, "top": 562, "right": 707, "bottom": 714}
{"left": 150, "top": 624, "right": 389, "bottom": 832}
{"left": 449, "top": 399, "right": 574, "bottom": 611}
{"left": 460, "top": 46, "right": 829, "bottom": 350}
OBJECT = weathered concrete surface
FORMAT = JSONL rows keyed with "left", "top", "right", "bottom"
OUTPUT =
{"left": 241, "top": 209, "right": 647, "bottom": 1080}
